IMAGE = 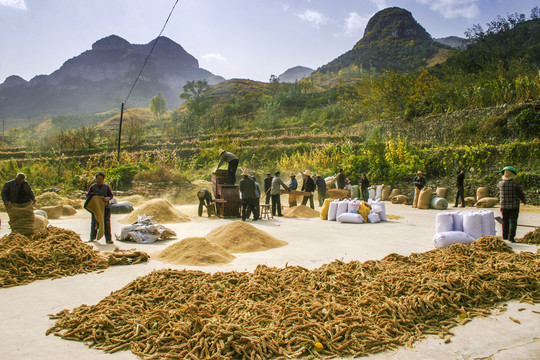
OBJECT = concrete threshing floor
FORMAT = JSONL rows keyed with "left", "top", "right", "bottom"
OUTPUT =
{"left": 0, "top": 202, "right": 538, "bottom": 360}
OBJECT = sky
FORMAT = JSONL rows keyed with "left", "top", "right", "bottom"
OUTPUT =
{"left": 0, "top": 0, "right": 538, "bottom": 84}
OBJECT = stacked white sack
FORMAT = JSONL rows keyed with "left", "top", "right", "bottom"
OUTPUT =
{"left": 463, "top": 212, "right": 483, "bottom": 239}
{"left": 451, "top": 212, "right": 464, "bottom": 232}
{"left": 369, "top": 199, "right": 388, "bottom": 221}
{"left": 336, "top": 199, "right": 349, "bottom": 219}
{"left": 435, "top": 213, "right": 454, "bottom": 233}
{"left": 337, "top": 213, "right": 364, "bottom": 224}
{"left": 479, "top": 210, "right": 496, "bottom": 236}
{"left": 348, "top": 199, "right": 361, "bottom": 214}
{"left": 375, "top": 185, "right": 383, "bottom": 201}
{"left": 328, "top": 200, "right": 339, "bottom": 221}
{"left": 433, "top": 231, "right": 475, "bottom": 248}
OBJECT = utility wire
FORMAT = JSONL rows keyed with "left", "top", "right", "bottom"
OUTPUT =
{"left": 123, "top": 0, "right": 180, "bottom": 105}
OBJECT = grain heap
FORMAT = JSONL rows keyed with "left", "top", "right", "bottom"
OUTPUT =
{"left": 120, "top": 195, "right": 146, "bottom": 206}
{"left": 157, "top": 237, "right": 235, "bottom": 266}
{"left": 47, "top": 236, "right": 540, "bottom": 359}
{"left": 206, "top": 221, "right": 287, "bottom": 253}
{"left": 36, "top": 192, "right": 82, "bottom": 209}
{"left": 517, "top": 228, "right": 540, "bottom": 245}
{"left": 100, "top": 249, "right": 151, "bottom": 266}
{"left": 283, "top": 205, "right": 320, "bottom": 218}
{"left": 122, "top": 199, "right": 190, "bottom": 224}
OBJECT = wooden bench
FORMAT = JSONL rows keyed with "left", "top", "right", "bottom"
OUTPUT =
{"left": 260, "top": 204, "right": 273, "bottom": 219}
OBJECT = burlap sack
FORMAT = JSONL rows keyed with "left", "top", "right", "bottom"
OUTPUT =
{"left": 7, "top": 202, "right": 35, "bottom": 235}
{"left": 381, "top": 185, "right": 392, "bottom": 201}
{"left": 34, "top": 214, "right": 49, "bottom": 229}
{"left": 389, "top": 189, "right": 401, "bottom": 199}
{"left": 477, "top": 187, "right": 489, "bottom": 200}
{"left": 465, "top": 197, "right": 476, "bottom": 207}
{"left": 436, "top": 187, "right": 448, "bottom": 199}
{"left": 62, "top": 205, "right": 77, "bottom": 216}
{"left": 327, "top": 189, "right": 350, "bottom": 199}
{"left": 41, "top": 205, "right": 64, "bottom": 219}
{"left": 326, "top": 180, "right": 336, "bottom": 190}
{"left": 476, "top": 197, "right": 499, "bottom": 208}
{"left": 391, "top": 195, "right": 407, "bottom": 204}
{"left": 418, "top": 188, "right": 433, "bottom": 209}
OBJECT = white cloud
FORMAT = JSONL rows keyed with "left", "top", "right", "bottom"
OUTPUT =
{"left": 344, "top": 11, "right": 369, "bottom": 37}
{"left": 371, "top": 0, "right": 388, "bottom": 10}
{"left": 416, "top": 0, "right": 479, "bottom": 19}
{"left": 277, "top": 2, "right": 290, "bottom": 12}
{"left": 0, "top": 0, "right": 27, "bottom": 9}
{"left": 297, "top": 9, "right": 328, "bottom": 29}
{"left": 202, "top": 53, "right": 227, "bottom": 62}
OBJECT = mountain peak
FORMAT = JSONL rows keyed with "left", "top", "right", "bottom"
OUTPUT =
{"left": 92, "top": 35, "right": 131, "bottom": 51}
{"left": 359, "top": 7, "right": 431, "bottom": 46}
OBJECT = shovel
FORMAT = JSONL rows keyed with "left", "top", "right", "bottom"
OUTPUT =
{"left": 494, "top": 216, "right": 539, "bottom": 229}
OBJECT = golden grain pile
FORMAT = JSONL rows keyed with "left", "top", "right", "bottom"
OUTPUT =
{"left": 517, "top": 228, "right": 540, "bottom": 245}
{"left": 206, "top": 221, "right": 287, "bottom": 253}
{"left": 0, "top": 227, "right": 149, "bottom": 288}
{"left": 283, "top": 205, "right": 320, "bottom": 218}
{"left": 156, "top": 237, "right": 235, "bottom": 266}
{"left": 47, "top": 236, "right": 540, "bottom": 359}
{"left": 36, "top": 192, "right": 82, "bottom": 209}
{"left": 122, "top": 199, "right": 190, "bottom": 224}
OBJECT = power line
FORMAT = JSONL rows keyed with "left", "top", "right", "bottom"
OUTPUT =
{"left": 123, "top": 0, "right": 180, "bottom": 105}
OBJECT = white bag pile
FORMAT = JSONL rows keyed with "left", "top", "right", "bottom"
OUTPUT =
{"left": 433, "top": 210, "right": 496, "bottom": 248}
{"left": 330, "top": 198, "right": 387, "bottom": 224}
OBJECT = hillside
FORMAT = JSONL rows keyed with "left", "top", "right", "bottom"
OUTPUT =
{"left": 278, "top": 66, "right": 314, "bottom": 83}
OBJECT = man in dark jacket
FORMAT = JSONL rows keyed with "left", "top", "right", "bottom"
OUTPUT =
{"left": 315, "top": 174, "right": 327, "bottom": 207}
{"left": 454, "top": 169, "right": 466, "bottom": 208}
{"left": 301, "top": 170, "right": 316, "bottom": 209}
{"left": 336, "top": 169, "right": 346, "bottom": 189}
{"left": 498, "top": 166, "right": 526, "bottom": 243}
{"left": 197, "top": 188, "right": 213, "bottom": 217}
{"left": 251, "top": 176, "right": 261, "bottom": 220}
{"left": 216, "top": 149, "right": 239, "bottom": 185}
{"left": 263, "top": 172, "right": 273, "bottom": 204}
{"left": 239, "top": 169, "right": 257, "bottom": 221}
{"left": 2, "top": 172, "right": 35, "bottom": 206}
{"left": 412, "top": 171, "right": 426, "bottom": 208}
{"left": 360, "top": 173, "right": 370, "bottom": 202}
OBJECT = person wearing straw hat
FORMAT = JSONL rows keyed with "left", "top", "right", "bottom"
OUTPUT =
{"left": 197, "top": 188, "right": 214, "bottom": 217}
{"left": 216, "top": 149, "right": 239, "bottom": 185}
{"left": 497, "top": 166, "right": 526, "bottom": 243}
{"left": 301, "top": 170, "right": 316, "bottom": 209}
{"left": 412, "top": 170, "right": 426, "bottom": 208}
{"left": 239, "top": 169, "right": 257, "bottom": 221}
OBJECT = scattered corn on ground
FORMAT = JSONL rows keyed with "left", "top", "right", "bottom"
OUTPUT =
{"left": 517, "top": 228, "right": 540, "bottom": 245}
{"left": 47, "top": 236, "right": 540, "bottom": 359}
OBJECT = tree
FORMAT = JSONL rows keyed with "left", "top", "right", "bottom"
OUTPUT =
{"left": 149, "top": 93, "right": 168, "bottom": 121}
{"left": 76, "top": 126, "right": 98, "bottom": 149}
{"left": 176, "top": 111, "right": 200, "bottom": 139}
{"left": 124, "top": 120, "right": 144, "bottom": 146}
{"left": 180, "top": 80, "right": 210, "bottom": 100}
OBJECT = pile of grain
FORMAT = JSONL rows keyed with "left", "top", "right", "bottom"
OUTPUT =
{"left": 283, "top": 205, "right": 320, "bottom": 218}
{"left": 47, "top": 236, "right": 540, "bottom": 359}
{"left": 156, "top": 237, "right": 235, "bottom": 266}
{"left": 206, "top": 221, "right": 287, "bottom": 253}
{"left": 0, "top": 227, "right": 109, "bottom": 288}
{"left": 119, "top": 195, "right": 145, "bottom": 206}
{"left": 36, "top": 192, "right": 82, "bottom": 209}
{"left": 121, "top": 199, "right": 190, "bottom": 224}
{"left": 517, "top": 228, "right": 540, "bottom": 245}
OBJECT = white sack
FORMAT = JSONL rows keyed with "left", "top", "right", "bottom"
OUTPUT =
{"left": 367, "top": 212, "right": 381, "bottom": 223}
{"left": 368, "top": 188, "right": 376, "bottom": 200}
{"left": 433, "top": 231, "right": 475, "bottom": 248}
{"left": 436, "top": 213, "right": 454, "bottom": 234}
{"left": 328, "top": 200, "right": 339, "bottom": 221}
{"left": 480, "top": 210, "right": 496, "bottom": 236}
{"left": 348, "top": 199, "right": 361, "bottom": 214}
{"left": 336, "top": 199, "right": 349, "bottom": 219}
{"left": 337, "top": 212, "right": 364, "bottom": 224}
{"left": 451, "top": 212, "right": 464, "bottom": 232}
{"left": 375, "top": 185, "right": 383, "bottom": 200}
{"left": 370, "top": 200, "right": 387, "bottom": 221}
{"left": 463, "top": 212, "right": 483, "bottom": 239}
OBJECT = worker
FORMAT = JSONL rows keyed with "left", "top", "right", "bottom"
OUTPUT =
{"left": 216, "top": 149, "right": 239, "bottom": 185}
{"left": 315, "top": 174, "right": 327, "bottom": 207}
{"left": 454, "top": 169, "right": 466, "bottom": 208}
{"left": 497, "top": 166, "right": 526, "bottom": 243}
{"left": 301, "top": 170, "right": 316, "bottom": 209}
{"left": 197, "top": 188, "right": 213, "bottom": 217}
{"left": 239, "top": 169, "right": 257, "bottom": 221}
{"left": 251, "top": 176, "right": 261, "bottom": 221}
{"left": 412, "top": 170, "right": 426, "bottom": 208}
{"left": 270, "top": 171, "right": 290, "bottom": 217}
{"left": 360, "top": 173, "right": 370, "bottom": 202}
{"left": 2, "top": 172, "right": 36, "bottom": 208}
{"left": 263, "top": 172, "right": 273, "bottom": 204}
{"left": 336, "top": 168, "right": 346, "bottom": 189}
{"left": 86, "top": 172, "right": 114, "bottom": 244}
{"left": 288, "top": 173, "right": 298, "bottom": 207}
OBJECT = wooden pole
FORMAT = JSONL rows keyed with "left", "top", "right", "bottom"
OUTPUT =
{"left": 117, "top": 103, "right": 124, "bottom": 161}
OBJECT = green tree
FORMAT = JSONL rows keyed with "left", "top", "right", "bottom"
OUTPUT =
{"left": 180, "top": 80, "right": 210, "bottom": 100}
{"left": 149, "top": 92, "right": 168, "bottom": 121}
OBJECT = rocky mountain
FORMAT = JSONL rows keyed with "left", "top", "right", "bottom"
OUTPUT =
{"left": 0, "top": 35, "right": 224, "bottom": 121}
{"left": 277, "top": 66, "right": 314, "bottom": 83}
{"left": 316, "top": 7, "right": 450, "bottom": 74}
{"left": 435, "top": 36, "right": 470, "bottom": 49}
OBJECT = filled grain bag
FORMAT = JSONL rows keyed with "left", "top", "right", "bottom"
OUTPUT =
{"left": 370, "top": 200, "right": 387, "bottom": 221}
{"left": 327, "top": 189, "right": 350, "bottom": 199}
{"left": 367, "top": 212, "right": 381, "bottom": 223}
{"left": 34, "top": 214, "right": 49, "bottom": 229}
{"left": 388, "top": 189, "right": 401, "bottom": 199}
{"left": 433, "top": 231, "right": 475, "bottom": 248}
{"left": 451, "top": 211, "right": 464, "bottom": 232}
{"left": 328, "top": 200, "right": 339, "bottom": 221}
{"left": 325, "top": 176, "right": 336, "bottom": 190}
{"left": 430, "top": 196, "right": 448, "bottom": 210}
{"left": 480, "top": 210, "right": 496, "bottom": 236}
{"left": 320, "top": 198, "right": 332, "bottom": 220}
{"left": 381, "top": 185, "right": 392, "bottom": 201}
{"left": 33, "top": 209, "right": 48, "bottom": 219}
{"left": 436, "top": 187, "right": 448, "bottom": 199}
{"left": 351, "top": 185, "right": 360, "bottom": 199}
{"left": 463, "top": 212, "right": 483, "bottom": 239}
{"left": 477, "top": 187, "right": 489, "bottom": 200}
{"left": 476, "top": 197, "right": 499, "bottom": 208}
{"left": 348, "top": 199, "right": 361, "bottom": 214}
{"left": 368, "top": 187, "right": 376, "bottom": 200}
{"left": 391, "top": 195, "right": 407, "bottom": 204}
{"left": 7, "top": 202, "right": 35, "bottom": 235}
{"left": 40, "top": 205, "right": 64, "bottom": 219}
{"left": 465, "top": 197, "right": 476, "bottom": 207}
{"left": 62, "top": 205, "right": 77, "bottom": 216}
{"left": 436, "top": 213, "right": 454, "bottom": 234}
{"left": 417, "top": 188, "right": 432, "bottom": 209}
{"left": 358, "top": 203, "right": 371, "bottom": 222}
{"left": 336, "top": 199, "right": 349, "bottom": 219}
{"left": 375, "top": 185, "right": 383, "bottom": 200}
{"left": 336, "top": 212, "right": 364, "bottom": 224}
